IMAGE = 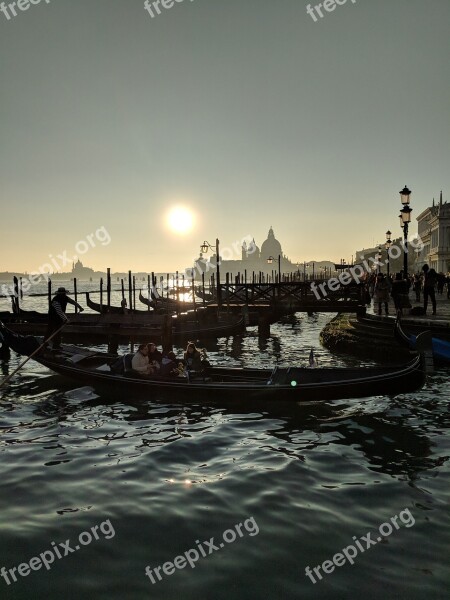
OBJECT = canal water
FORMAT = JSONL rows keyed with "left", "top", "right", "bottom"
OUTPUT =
{"left": 0, "top": 288, "right": 449, "bottom": 599}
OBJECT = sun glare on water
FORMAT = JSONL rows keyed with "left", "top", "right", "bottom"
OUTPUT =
{"left": 166, "top": 206, "right": 194, "bottom": 234}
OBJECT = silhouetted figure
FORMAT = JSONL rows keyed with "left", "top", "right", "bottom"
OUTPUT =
{"left": 391, "top": 273, "right": 410, "bottom": 316}
{"left": 45, "top": 287, "right": 84, "bottom": 349}
{"left": 422, "top": 264, "right": 437, "bottom": 315}
{"left": 160, "top": 351, "right": 179, "bottom": 376}
{"left": 412, "top": 273, "right": 422, "bottom": 302}
{"left": 147, "top": 342, "right": 163, "bottom": 366}
{"left": 184, "top": 341, "right": 203, "bottom": 372}
{"left": 373, "top": 273, "right": 390, "bottom": 315}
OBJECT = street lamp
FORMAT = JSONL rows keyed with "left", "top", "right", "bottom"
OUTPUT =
{"left": 399, "top": 186, "right": 412, "bottom": 277}
{"left": 267, "top": 255, "right": 281, "bottom": 281}
{"left": 200, "top": 239, "right": 221, "bottom": 307}
{"left": 385, "top": 230, "right": 392, "bottom": 277}
{"left": 376, "top": 246, "right": 382, "bottom": 273}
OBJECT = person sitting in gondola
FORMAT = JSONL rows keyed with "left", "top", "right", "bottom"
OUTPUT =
{"left": 160, "top": 351, "right": 180, "bottom": 377}
{"left": 147, "top": 342, "right": 163, "bottom": 370}
{"left": 131, "top": 344, "right": 156, "bottom": 376}
{"left": 184, "top": 341, "right": 203, "bottom": 372}
{"left": 45, "top": 287, "right": 84, "bottom": 349}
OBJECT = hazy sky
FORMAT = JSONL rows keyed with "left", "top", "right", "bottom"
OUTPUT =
{"left": 1, "top": 0, "right": 449, "bottom": 273}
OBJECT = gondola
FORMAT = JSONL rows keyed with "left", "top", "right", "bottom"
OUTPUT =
{"left": 0, "top": 308, "right": 48, "bottom": 324}
{"left": 85, "top": 292, "right": 151, "bottom": 315}
{"left": 0, "top": 322, "right": 427, "bottom": 402}
{"left": 0, "top": 311, "right": 13, "bottom": 323}
{"left": 150, "top": 288, "right": 195, "bottom": 311}
{"left": 395, "top": 318, "right": 450, "bottom": 364}
{"left": 195, "top": 287, "right": 215, "bottom": 302}
{"left": 173, "top": 315, "right": 245, "bottom": 339}
{"left": 138, "top": 291, "right": 156, "bottom": 310}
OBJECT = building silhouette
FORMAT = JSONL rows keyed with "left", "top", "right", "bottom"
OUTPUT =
{"left": 416, "top": 192, "right": 450, "bottom": 273}
{"left": 193, "top": 227, "right": 332, "bottom": 279}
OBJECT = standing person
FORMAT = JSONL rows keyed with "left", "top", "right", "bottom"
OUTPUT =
{"left": 413, "top": 273, "right": 422, "bottom": 302}
{"left": 422, "top": 264, "right": 437, "bottom": 316}
{"left": 373, "top": 273, "right": 390, "bottom": 316}
{"left": 437, "top": 273, "right": 445, "bottom": 295}
{"left": 391, "top": 273, "right": 410, "bottom": 316}
{"left": 45, "top": 287, "right": 84, "bottom": 349}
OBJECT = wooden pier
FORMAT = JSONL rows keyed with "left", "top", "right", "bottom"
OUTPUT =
{"left": 1, "top": 270, "right": 366, "bottom": 349}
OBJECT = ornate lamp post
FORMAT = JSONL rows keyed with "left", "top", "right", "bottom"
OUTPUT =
{"left": 376, "top": 246, "right": 382, "bottom": 273}
{"left": 399, "top": 186, "right": 412, "bottom": 277}
{"left": 201, "top": 239, "right": 221, "bottom": 308}
{"left": 385, "top": 230, "right": 392, "bottom": 277}
{"left": 267, "top": 255, "right": 281, "bottom": 281}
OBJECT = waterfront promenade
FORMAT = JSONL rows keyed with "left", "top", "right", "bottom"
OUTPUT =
{"left": 367, "top": 290, "right": 450, "bottom": 326}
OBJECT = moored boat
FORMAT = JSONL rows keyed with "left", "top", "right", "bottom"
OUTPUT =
{"left": 85, "top": 292, "right": 151, "bottom": 315}
{"left": 395, "top": 318, "right": 450, "bottom": 364}
{"left": 0, "top": 322, "right": 427, "bottom": 402}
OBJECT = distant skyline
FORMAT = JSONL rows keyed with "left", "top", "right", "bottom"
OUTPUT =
{"left": 1, "top": 0, "right": 449, "bottom": 272}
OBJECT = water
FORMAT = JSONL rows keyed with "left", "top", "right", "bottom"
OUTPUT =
{"left": 0, "top": 295, "right": 449, "bottom": 599}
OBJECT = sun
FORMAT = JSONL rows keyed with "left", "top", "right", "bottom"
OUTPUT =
{"left": 166, "top": 206, "right": 194, "bottom": 234}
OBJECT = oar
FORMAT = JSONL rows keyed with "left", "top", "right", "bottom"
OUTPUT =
{"left": 0, "top": 322, "right": 68, "bottom": 389}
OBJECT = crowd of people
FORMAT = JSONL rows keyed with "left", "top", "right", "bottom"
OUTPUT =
{"left": 111, "top": 341, "right": 210, "bottom": 379}
{"left": 367, "top": 264, "right": 450, "bottom": 316}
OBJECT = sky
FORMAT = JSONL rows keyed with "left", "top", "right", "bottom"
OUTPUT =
{"left": 1, "top": 0, "right": 449, "bottom": 273}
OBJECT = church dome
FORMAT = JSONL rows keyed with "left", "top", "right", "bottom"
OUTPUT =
{"left": 247, "top": 238, "right": 260, "bottom": 259}
{"left": 260, "top": 227, "right": 282, "bottom": 259}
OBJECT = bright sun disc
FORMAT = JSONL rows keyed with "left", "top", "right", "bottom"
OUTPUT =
{"left": 167, "top": 207, "right": 194, "bottom": 234}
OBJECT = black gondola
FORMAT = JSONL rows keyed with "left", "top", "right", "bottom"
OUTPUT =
{"left": 0, "top": 322, "right": 427, "bottom": 402}
{"left": 395, "top": 318, "right": 450, "bottom": 364}
{"left": 85, "top": 292, "right": 151, "bottom": 315}
{"left": 149, "top": 288, "right": 195, "bottom": 311}
{"left": 138, "top": 291, "right": 156, "bottom": 310}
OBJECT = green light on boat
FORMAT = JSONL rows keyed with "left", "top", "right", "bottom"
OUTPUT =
{"left": 291, "top": 380, "right": 297, "bottom": 387}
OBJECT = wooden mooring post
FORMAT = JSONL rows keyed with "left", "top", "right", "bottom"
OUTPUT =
{"left": 74, "top": 278, "right": 78, "bottom": 313}
{"left": 108, "top": 334, "right": 119, "bottom": 355}
{"left": 258, "top": 311, "right": 271, "bottom": 338}
{"left": 201, "top": 273, "right": 206, "bottom": 306}
{"left": 128, "top": 271, "right": 132, "bottom": 313}
{"left": 107, "top": 268, "right": 111, "bottom": 310}
{"left": 13, "top": 277, "right": 19, "bottom": 313}
{"left": 48, "top": 279, "right": 52, "bottom": 312}
{"left": 121, "top": 279, "right": 126, "bottom": 312}
{"left": 161, "top": 314, "right": 173, "bottom": 352}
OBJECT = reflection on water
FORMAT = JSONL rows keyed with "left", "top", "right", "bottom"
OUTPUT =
{"left": 0, "top": 313, "right": 449, "bottom": 600}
